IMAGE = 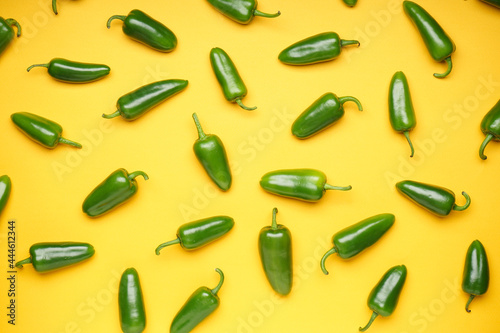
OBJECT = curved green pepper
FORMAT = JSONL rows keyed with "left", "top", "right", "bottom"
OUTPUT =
{"left": 462, "top": 240, "right": 489, "bottom": 313}
{"left": 359, "top": 265, "right": 407, "bottom": 332}
{"left": 479, "top": 99, "right": 500, "bottom": 160}
{"left": 210, "top": 47, "right": 256, "bottom": 110}
{"left": 389, "top": 71, "right": 417, "bottom": 157}
{"left": 15, "top": 242, "right": 95, "bottom": 272}
{"left": 258, "top": 208, "right": 293, "bottom": 296}
{"left": 479, "top": 0, "right": 500, "bottom": 8}
{"left": 0, "top": 17, "right": 21, "bottom": 56}
{"left": 82, "top": 168, "right": 149, "bottom": 218}
{"left": 27, "top": 58, "right": 110, "bottom": 83}
{"left": 0, "top": 175, "right": 12, "bottom": 215}
{"left": 396, "top": 180, "right": 470, "bottom": 217}
{"left": 155, "top": 216, "right": 234, "bottom": 255}
{"left": 260, "top": 168, "right": 351, "bottom": 202}
{"left": 343, "top": 0, "right": 358, "bottom": 7}
{"left": 278, "top": 32, "right": 359, "bottom": 66}
{"left": 320, "top": 213, "right": 395, "bottom": 275}
{"left": 292, "top": 92, "right": 362, "bottom": 139}
{"left": 107, "top": 9, "right": 177, "bottom": 52}
{"left": 170, "top": 268, "right": 224, "bottom": 333}
{"left": 403, "top": 1, "right": 455, "bottom": 78}
{"left": 103, "top": 79, "right": 188, "bottom": 121}
{"left": 206, "top": 0, "right": 280, "bottom": 24}
{"left": 119, "top": 268, "right": 146, "bottom": 333}
{"left": 192, "top": 113, "right": 232, "bottom": 191}
{"left": 11, "top": 112, "right": 82, "bottom": 149}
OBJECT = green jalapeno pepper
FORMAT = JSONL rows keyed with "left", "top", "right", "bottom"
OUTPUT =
{"left": 0, "top": 175, "right": 12, "bottom": 215}
{"left": 82, "top": 168, "right": 149, "bottom": 218}
{"left": 343, "top": 0, "right": 358, "bottom": 7}
{"left": 479, "top": 99, "right": 500, "bottom": 160}
{"left": 258, "top": 208, "right": 293, "bottom": 296}
{"left": 320, "top": 213, "right": 395, "bottom": 275}
{"left": 11, "top": 112, "right": 82, "bottom": 149}
{"left": 0, "top": 17, "right": 21, "bottom": 56}
{"left": 206, "top": 0, "right": 280, "bottom": 24}
{"left": 389, "top": 71, "right": 417, "bottom": 157}
{"left": 155, "top": 216, "right": 234, "bottom": 255}
{"left": 462, "top": 240, "right": 489, "bottom": 313}
{"left": 291, "top": 92, "right": 362, "bottom": 139}
{"left": 170, "top": 268, "right": 224, "bottom": 333}
{"left": 278, "top": 32, "right": 359, "bottom": 66}
{"left": 480, "top": 0, "right": 500, "bottom": 8}
{"left": 403, "top": 1, "right": 455, "bottom": 78}
{"left": 259, "top": 168, "right": 351, "bottom": 202}
{"left": 192, "top": 113, "right": 232, "bottom": 191}
{"left": 103, "top": 79, "right": 188, "bottom": 121}
{"left": 119, "top": 268, "right": 146, "bottom": 333}
{"left": 396, "top": 180, "right": 470, "bottom": 217}
{"left": 210, "top": 47, "right": 256, "bottom": 111}
{"left": 107, "top": 9, "right": 177, "bottom": 52}
{"left": 359, "top": 265, "right": 407, "bottom": 332}
{"left": 27, "top": 58, "right": 110, "bottom": 83}
{"left": 15, "top": 242, "right": 95, "bottom": 272}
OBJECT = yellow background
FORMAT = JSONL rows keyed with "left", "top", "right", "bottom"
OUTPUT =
{"left": 1, "top": 0, "right": 499, "bottom": 332}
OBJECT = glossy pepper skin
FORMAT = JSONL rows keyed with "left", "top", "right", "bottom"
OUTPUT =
{"left": 107, "top": 9, "right": 177, "bottom": 52}
{"left": 403, "top": 1, "right": 455, "bottom": 78}
{"left": 0, "top": 175, "right": 12, "bottom": 215}
{"left": 82, "top": 169, "right": 149, "bottom": 218}
{"left": 320, "top": 214, "right": 395, "bottom": 275}
{"left": 206, "top": 0, "right": 280, "bottom": 24}
{"left": 260, "top": 168, "right": 351, "bottom": 202}
{"left": 292, "top": 92, "right": 362, "bottom": 139}
{"left": 359, "top": 265, "right": 407, "bottom": 332}
{"left": 396, "top": 180, "right": 470, "bottom": 217}
{"left": 343, "top": 0, "right": 358, "bottom": 6}
{"left": 0, "top": 17, "right": 21, "bottom": 56}
{"left": 119, "top": 268, "right": 146, "bottom": 333}
{"left": 210, "top": 47, "right": 256, "bottom": 110}
{"left": 479, "top": 0, "right": 500, "bottom": 8}
{"left": 15, "top": 242, "right": 95, "bottom": 272}
{"left": 479, "top": 99, "right": 500, "bottom": 160}
{"left": 389, "top": 71, "right": 417, "bottom": 157}
{"left": 27, "top": 58, "right": 110, "bottom": 83}
{"left": 11, "top": 112, "right": 82, "bottom": 149}
{"left": 278, "top": 32, "right": 359, "bottom": 66}
{"left": 155, "top": 216, "right": 234, "bottom": 255}
{"left": 462, "top": 240, "right": 489, "bottom": 313}
{"left": 192, "top": 113, "right": 232, "bottom": 191}
{"left": 170, "top": 268, "right": 224, "bottom": 333}
{"left": 258, "top": 208, "right": 293, "bottom": 296}
{"left": 103, "top": 79, "right": 188, "bottom": 121}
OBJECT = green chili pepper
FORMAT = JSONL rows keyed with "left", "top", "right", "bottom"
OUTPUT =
{"left": 11, "top": 112, "right": 82, "bottom": 149}
{"left": 27, "top": 58, "right": 110, "bottom": 83}
{"left": 462, "top": 240, "right": 489, "bottom": 313}
{"left": 359, "top": 265, "right": 407, "bottom": 332}
{"left": 480, "top": 0, "right": 500, "bottom": 8}
{"left": 278, "top": 32, "right": 359, "bottom": 66}
{"left": 396, "top": 180, "right": 471, "bottom": 217}
{"left": 210, "top": 47, "right": 256, "bottom": 111}
{"left": 170, "top": 268, "right": 224, "bottom": 333}
{"left": 107, "top": 9, "right": 177, "bottom": 52}
{"left": 0, "top": 17, "right": 21, "bottom": 56}
{"left": 192, "top": 113, "right": 232, "bottom": 191}
{"left": 102, "top": 79, "right": 188, "bottom": 121}
{"left": 206, "top": 0, "right": 280, "bottom": 24}
{"left": 291, "top": 92, "right": 362, "bottom": 139}
{"left": 0, "top": 175, "right": 12, "bottom": 215}
{"left": 15, "top": 242, "right": 95, "bottom": 272}
{"left": 403, "top": 1, "right": 455, "bottom": 78}
{"left": 260, "top": 168, "right": 351, "bottom": 202}
{"left": 320, "top": 213, "right": 395, "bottom": 275}
{"left": 479, "top": 99, "right": 500, "bottom": 160}
{"left": 343, "top": 0, "right": 358, "bottom": 7}
{"left": 389, "top": 71, "right": 417, "bottom": 157}
{"left": 155, "top": 216, "right": 234, "bottom": 255}
{"left": 258, "top": 208, "right": 293, "bottom": 296}
{"left": 119, "top": 268, "right": 146, "bottom": 333}
{"left": 82, "top": 168, "right": 149, "bottom": 218}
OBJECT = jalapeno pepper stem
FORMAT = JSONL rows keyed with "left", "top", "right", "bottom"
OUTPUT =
{"left": 340, "top": 39, "right": 360, "bottom": 48}
{"left": 271, "top": 207, "right": 278, "bottom": 229}
{"left": 479, "top": 133, "right": 493, "bottom": 160}
{"left": 339, "top": 96, "right": 363, "bottom": 111}
{"left": 102, "top": 110, "right": 121, "bottom": 119}
{"left": 359, "top": 312, "right": 379, "bottom": 332}
{"left": 15, "top": 257, "right": 32, "bottom": 268}
{"left": 324, "top": 184, "right": 352, "bottom": 191}
{"left": 433, "top": 57, "right": 453, "bottom": 79}
{"left": 27, "top": 63, "right": 49, "bottom": 72}
{"left": 192, "top": 113, "right": 207, "bottom": 140}
{"left": 59, "top": 137, "right": 83, "bottom": 148}
{"left": 452, "top": 191, "right": 471, "bottom": 211}
{"left": 236, "top": 99, "right": 257, "bottom": 111}
{"left": 106, "top": 15, "right": 127, "bottom": 29}
{"left": 403, "top": 131, "right": 415, "bottom": 157}
{"left": 211, "top": 268, "right": 225, "bottom": 295}
{"left": 127, "top": 171, "right": 149, "bottom": 181}
{"left": 52, "top": 0, "right": 58, "bottom": 15}
{"left": 253, "top": 9, "right": 281, "bottom": 19}
{"left": 465, "top": 294, "right": 475, "bottom": 313}
{"left": 5, "top": 19, "right": 21, "bottom": 37}
{"left": 155, "top": 238, "right": 181, "bottom": 255}
{"left": 320, "top": 247, "right": 338, "bottom": 275}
